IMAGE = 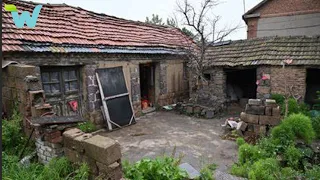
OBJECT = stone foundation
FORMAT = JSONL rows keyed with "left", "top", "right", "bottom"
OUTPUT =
{"left": 36, "top": 138, "right": 64, "bottom": 164}
{"left": 63, "top": 128, "right": 123, "bottom": 179}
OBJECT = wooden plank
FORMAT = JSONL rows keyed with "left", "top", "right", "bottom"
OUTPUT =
{"left": 96, "top": 73, "right": 113, "bottom": 130}
{"left": 104, "top": 92, "right": 129, "bottom": 101}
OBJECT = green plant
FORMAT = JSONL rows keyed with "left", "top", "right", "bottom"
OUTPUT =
{"left": 305, "top": 165, "right": 320, "bottom": 180}
{"left": 248, "top": 158, "right": 280, "bottom": 180}
{"left": 256, "top": 137, "right": 278, "bottom": 158}
{"left": 2, "top": 108, "right": 28, "bottom": 155}
{"left": 238, "top": 143, "right": 265, "bottom": 165}
{"left": 311, "top": 116, "right": 320, "bottom": 139}
{"left": 77, "top": 121, "right": 97, "bottom": 133}
{"left": 271, "top": 94, "right": 285, "bottom": 105}
{"left": 230, "top": 163, "right": 250, "bottom": 178}
{"left": 196, "top": 164, "right": 217, "bottom": 180}
{"left": 284, "top": 145, "right": 303, "bottom": 169}
{"left": 281, "top": 113, "right": 315, "bottom": 144}
{"left": 123, "top": 156, "right": 188, "bottom": 180}
{"left": 236, "top": 137, "right": 246, "bottom": 147}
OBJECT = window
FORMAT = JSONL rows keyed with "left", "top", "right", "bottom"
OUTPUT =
{"left": 41, "top": 71, "right": 61, "bottom": 94}
{"left": 203, "top": 73, "right": 211, "bottom": 81}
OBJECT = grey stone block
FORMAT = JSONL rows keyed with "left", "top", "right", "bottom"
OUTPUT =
{"left": 205, "top": 110, "right": 214, "bottom": 119}
{"left": 248, "top": 99, "right": 262, "bottom": 106}
{"left": 245, "top": 104, "right": 265, "bottom": 115}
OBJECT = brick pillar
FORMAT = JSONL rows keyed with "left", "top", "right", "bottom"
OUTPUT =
{"left": 257, "top": 66, "right": 271, "bottom": 100}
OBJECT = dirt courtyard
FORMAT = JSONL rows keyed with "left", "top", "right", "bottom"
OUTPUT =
{"left": 100, "top": 111, "right": 238, "bottom": 173}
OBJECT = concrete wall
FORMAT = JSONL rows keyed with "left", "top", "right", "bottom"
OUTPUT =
{"left": 257, "top": 13, "right": 320, "bottom": 37}
{"left": 3, "top": 52, "right": 188, "bottom": 126}
{"left": 246, "top": 0, "right": 320, "bottom": 38}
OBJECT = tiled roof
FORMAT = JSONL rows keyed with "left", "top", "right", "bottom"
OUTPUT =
{"left": 204, "top": 36, "right": 320, "bottom": 67}
{"left": 2, "top": 0, "right": 193, "bottom": 54}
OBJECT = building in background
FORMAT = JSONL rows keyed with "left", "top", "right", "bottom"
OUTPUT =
{"left": 243, "top": 0, "right": 320, "bottom": 39}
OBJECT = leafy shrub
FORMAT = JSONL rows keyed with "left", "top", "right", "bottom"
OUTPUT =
{"left": 196, "top": 164, "right": 217, "bottom": 180}
{"left": 271, "top": 94, "right": 285, "bottom": 105}
{"left": 284, "top": 145, "right": 303, "bottom": 169}
{"left": 311, "top": 116, "right": 320, "bottom": 139}
{"left": 238, "top": 143, "right": 265, "bottom": 165}
{"left": 2, "top": 109, "right": 28, "bottom": 155}
{"left": 281, "top": 113, "right": 315, "bottom": 144}
{"left": 271, "top": 125, "right": 295, "bottom": 148}
{"left": 236, "top": 137, "right": 246, "bottom": 147}
{"left": 230, "top": 163, "right": 250, "bottom": 178}
{"left": 256, "top": 137, "right": 278, "bottom": 158}
{"left": 123, "top": 157, "right": 188, "bottom": 180}
{"left": 77, "top": 121, "right": 97, "bottom": 133}
{"left": 248, "top": 158, "right": 280, "bottom": 180}
{"left": 305, "top": 165, "right": 320, "bottom": 180}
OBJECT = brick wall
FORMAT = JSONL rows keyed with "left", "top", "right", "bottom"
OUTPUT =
{"left": 270, "top": 66, "right": 306, "bottom": 101}
{"left": 245, "top": 0, "right": 320, "bottom": 38}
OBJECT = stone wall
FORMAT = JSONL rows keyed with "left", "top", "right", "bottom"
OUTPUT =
{"left": 189, "top": 67, "right": 226, "bottom": 113}
{"left": 63, "top": 128, "right": 122, "bottom": 179}
{"left": 2, "top": 64, "right": 42, "bottom": 118}
{"left": 3, "top": 52, "right": 189, "bottom": 126}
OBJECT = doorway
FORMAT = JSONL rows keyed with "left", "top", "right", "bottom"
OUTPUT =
{"left": 225, "top": 68, "right": 257, "bottom": 109}
{"left": 305, "top": 68, "right": 320, "bottom": 109}
{"left": 139, "top": 63, "right": 156, "bottom": 112}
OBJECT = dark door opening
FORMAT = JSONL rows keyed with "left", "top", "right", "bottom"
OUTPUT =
{"left": 225, "top": 68, "right": 257, "bottom": 104}
{"left": 305, "top": 69, "right": 320, "bottom": 109}
{"left": 139, "top": 63, "right": 155, "bottom": 110}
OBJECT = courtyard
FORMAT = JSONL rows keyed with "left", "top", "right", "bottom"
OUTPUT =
{"left": 100, "top": 111, "right": 238, "bottom": 173}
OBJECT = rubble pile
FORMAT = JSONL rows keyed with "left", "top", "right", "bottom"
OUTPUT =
{"left": 237, "top": 99, "right": 281, "bottom": 136}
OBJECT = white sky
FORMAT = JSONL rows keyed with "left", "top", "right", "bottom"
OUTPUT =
{"left": 31, "top": 0, "right": 262, "bottom": 40}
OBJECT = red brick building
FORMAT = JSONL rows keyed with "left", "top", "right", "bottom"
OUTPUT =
{"left": 243, "top": 0, "right": 320, "bottom": 39}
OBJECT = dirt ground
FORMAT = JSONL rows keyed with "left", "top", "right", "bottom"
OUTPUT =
{"left": 100, "top": 111, "right": 239, "bottom": 173}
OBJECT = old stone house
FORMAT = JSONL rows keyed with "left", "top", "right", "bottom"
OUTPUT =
{"left": 243, "top": 0, "right": 320, "bottom": 38}
{"left": 190, "top": 0, "right": 320, "bottom": 112}
{"left": 2, "top": 0, "right": 193, "bottom": 125}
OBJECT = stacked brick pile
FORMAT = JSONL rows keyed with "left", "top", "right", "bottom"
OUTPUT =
{"left": 237, "top": 99, "right": 281, "bottom": 136}
{"left": 63, "top": 128, "right": 122, "bottom": 180}
{"left": 35, "top": 126, "right": 65, "bottom": 164}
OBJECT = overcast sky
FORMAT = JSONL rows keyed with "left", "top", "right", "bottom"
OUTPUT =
{"left": 31, "top": 0, "right": 262, "bottom": 40}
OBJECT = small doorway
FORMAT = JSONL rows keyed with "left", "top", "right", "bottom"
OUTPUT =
{"left": 225, "top": 68, "right": 257, "bottom": 110}
{"left": 305, "top": 68, "right": 320, "bottom": 109}
{"left": 139, "top": 63, "right": 156, "bottom": 112}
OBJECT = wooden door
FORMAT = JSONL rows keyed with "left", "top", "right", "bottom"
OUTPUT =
{"left": 40, "top": 66, "right": 82, "bottom": 116}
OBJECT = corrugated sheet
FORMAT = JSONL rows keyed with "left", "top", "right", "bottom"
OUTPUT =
{"left": 205, "top": 36, "right": 320, "bottom": 66}
{"left": 2, "top": 0, "right": 194, "bottom": 54}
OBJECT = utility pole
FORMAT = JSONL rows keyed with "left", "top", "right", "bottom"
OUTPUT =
{"left": 243, "top": 0, "right": 246, "bottom": 13}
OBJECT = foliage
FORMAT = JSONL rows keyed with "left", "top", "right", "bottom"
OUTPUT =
{"left": 281, "top": 98, "right": 309, "bottom": 116}
{"left": 238, "top": 143, "right": 265, "bottom": 165}
{"left": 231, "top": 113, "right": 318, "bottom": 179}
{"left": 236, "top": 137, "right": 246, "bottom": 147}
{"left": 248, "top": 158, "right": 280, "bottom": 180}
{"left": 2, "top": 152, "right": 89, "bottom": 180}
{"left": 313, "top": 91, "right": 320, "bottom": 110}
{"left": 280, "top": 113, "right": 315, "bottom": 144}
{"left": 2, "top": 107, "right": 29, "bottom": 155}
{"left": 145, "top": 14, "right": 165, "bottom": 26}
{"left": 311, "top": 116, "right": 320, "bottom": 139}
{"left": 123, "top": 156, "right": 188, "bottom": 180}
{"left": 271, "top": 94, "right": 285, "bottom": 105}
{"left": 77, "top": 121, "right": 97, "bottom": 133}
{"left": 305, "top": 165, "right": 320, "bottom": 180}
{"left": 284, "top": 145, "right": 303, "bottom": 169}
{"left": 196, "top": 163, "right": 217, "bottom": 180}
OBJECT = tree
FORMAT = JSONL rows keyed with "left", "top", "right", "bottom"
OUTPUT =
{"left": 145, "top": 14, "right": 165, "bottom": 26}
{"left": 176, "top": 0, "right": 238, "bottom": 102}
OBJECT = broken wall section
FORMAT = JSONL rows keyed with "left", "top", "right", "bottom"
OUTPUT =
{"left": 63, "top": 128, "right": 122, "bottom": 179}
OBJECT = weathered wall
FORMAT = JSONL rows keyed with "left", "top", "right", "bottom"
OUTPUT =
{"left": 246, "top": 0, "right": 320, "bottom": 38}
{"left": 2, "top": 64, "right": 42, "bottom": 117}
{"left": 3, "top": 52, "right": 188, "bottom": 126}
{"left": 270, "top": 66, "right": 307, "bottom": 101}
{"left": 189, "top": 67, "right": 226, "bottom": 112}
